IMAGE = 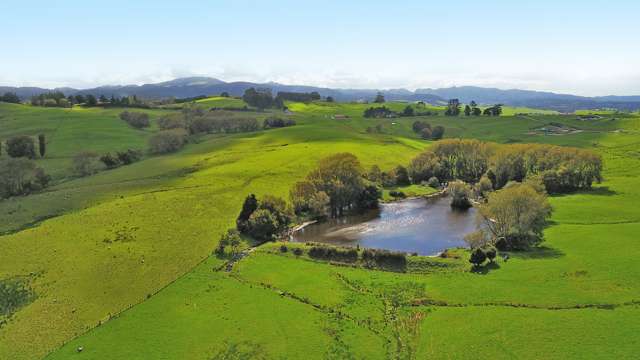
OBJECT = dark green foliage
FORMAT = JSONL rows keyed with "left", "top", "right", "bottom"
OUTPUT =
{"left": 421, "top": 127, "right": 433, "bottom": 140}
{"left": 263, "top": 116, "right": 296, "bottom": 129}
{"left": 469, "top": 247, "right": 487, "bottom": 267}
{"left": 356, "top": 184, "right": 381, "bottom": 209}
{"left": 394, "top": 165, "right": 410, "bottom": 185}
{"left": 85, "top": 95, "right": 98, "bottom": 106}
{"left": 448, "top": 181, "right": 473, "bottom": 210}
{"left": 361, "top": 248, "right": 407, "bottom": 269}
{"left": 0, "top": 92, "right": 20, "bottom": 103}
{"left": 0, "top": 277, "right": 35, "bottom": 318}
{"left": 363, "top": 106, "right": 393, "bottom": 118}
{"left": 325, "top": 96, "right": 334, "bottom": 103}
{"left": 220, "top": 92, "right": 230, "bottom": 97}
{"left": 242, "top": 88, "right": 274, "bottom": 109}
{"left": 217, "top": 229, "right": 242, "bottom": 255}
{"left": 30, "top": 91, "right": 68, "bottom": 107}
{"left": 279, "top": 244, "right": 288, "bottom": 253}
{"left": 275, "top": 91, "right": 320, "bottom": 103}
{"left": 427, "top": 176, "right": 440, "bottom": 188}
{"left": 389, "top": 190, "right": 406, "bottom": 198}
{"left": 412, "top": 120, "right": 431, "bottom": 133}
{"left": 292, "top": 248, "right": 303, "bottom": 256}
{"left": 99, "top": 153, "right": 120, "bottom": 169}
{"left": 483, "top": 104, "right": 503, "bottom": 116}
{"left": 373, "top": 92, "right": 385, "bottom": 103}
{"left": 431, "top": 125, "right": 445, "bottom": 140}
{"left": 308, "top": 245, "right": 358, "bottom": 263}
{"left": 6, "top": 136, "right": 36, "bottom": 159}
{"left": 188, "top": 115, "right": 260, "bottom": 134}
{"left": 445, "top": 99, "right": 461, "bottom": 116}
{"left": 37, "top": 134, "right": 45, "bottom": 157}
{"left": 402, "top": 106, "right": 415, "bottom": 116}
{"left": 464, "top": 105, "right": 471, "bottom": 116}
{"left": 119, "top": 111, "right": 150, "bottom": 129}
{"left": 484, "top": 245, "right": 497, "bottom": 263}
{"left": 236, "top": 194, "right": 258, "bottom": 232}
{"left": 117, "top": 149, "right": 142, "bottom": 165}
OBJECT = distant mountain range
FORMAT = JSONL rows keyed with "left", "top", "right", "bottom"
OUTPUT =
{"left": 2, "top": 77, "right": 640, "bottom": 112}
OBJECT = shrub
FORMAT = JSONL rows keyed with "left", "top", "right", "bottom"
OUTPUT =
{"left": 0, "top": 158, "right": 50, "bottom": 198}
{"left": 469, "top": 248, "right": 486, "bottom": 267}
{"left": 247, "top": 209, "right": 279, "bottom": 241}
{"left": 389, "top": 190, "right": 406, "bottom": 198}
{"left": 6, "top": 136, "right": 36, "bottom": 159}
{"left": 293, "top": 248, "right": 303, "bottom": 256}
{"left": 99, "top": 153, "right": 121, "bottom": 169}
{"left": 117, "top": 149, "right": 142, "bottom": 165}
{"left": 394, "top": 165, "right": 410, "bottom": 185}
{"left": 431, "top": 125, "right": 445, "bottom": 140}
{"left": 279, "top": 244, "right": 288, "bottom": 253}
{"left": 484, "top": 245, "right": 497, "bottom": 263}
{"left": 148, "top": 129, "right": 188, "bottom": 154}
{"left": 71, "top": 151, "right": 101, "bottom": 177}
{"left": 157, "top": 115, "right": 185, "bottom": 130}
{"left": 120, "top": 111, "right": 150, "bottom": 129}
{"left": 308, "top": 245, "right": 358, "bottom": 263}
{"left": 448, "top": 181, "right": 472, "bottom": 210}
{"left": 427, "top": 176, "right": 440, "bottom": 188}
{"left": 420, "top": 127, "right": 433, "bottom": 140}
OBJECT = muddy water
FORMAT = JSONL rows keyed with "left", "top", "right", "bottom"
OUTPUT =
{"left": 292, "top": 196, "right": 478, "bottom": 255}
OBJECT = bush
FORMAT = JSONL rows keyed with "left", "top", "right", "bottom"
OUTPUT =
{"left": 6, "top": 136, "right": 36, "bottom": 159}
{"left": 120, "top": 111, "right": 150, "bottom": 129}
{"left": 0, "top": 158, "right": 50, "bottom": 198}
{"left": 157, "top": 115, "right": 186, "bottom": 130}
{"left": 427, "top": 176, "right": 440, "bottom": 188}
{"left": 117, "top": 149, "right": 142, "bottom": 165}
{"left": 448, "top": 181, "right": 472, "bottom": 210}
{"left": 484, "top": 245, "right": 497, "bottom": 263}
{"left": 431, "top": 125, "right": 445, "bottom": 140}
{"left": 469, "top": 248, "right": 486, "bottom": 267}
{"left": 71, "top": 151, "right": 102, "bottom": 177}
{"left": 293, "top": 248, "right": 303, "bottom": 256}
{"left": 420, "top": 127, "right": 433, "bottom": 140}
{"left": 389, "top": 190, "right": 406, "bottom": 198}
{"left": 99, "top": 153, "right": 121, "bottom": 169}
{"left": 308, "top": 245, "right": 358, "bottom": 263}
{"left": 263, "top": 116, "right": 296, "bottom": 129}
{"left": 279, "top": 244, "right": 288, "bottom": 253}
{"left": 148, "top": 129, "right": 188, "bottom": 154}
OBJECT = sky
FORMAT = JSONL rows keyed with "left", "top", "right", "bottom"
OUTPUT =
{"left": 1, "top": 0, "right": 639, "bottom": 96}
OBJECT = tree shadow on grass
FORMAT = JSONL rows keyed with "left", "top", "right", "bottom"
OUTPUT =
{"left": 470, "top": 261, "right": 500, "bottom": 275}
{"left": 507, "top": 246, "right": 565, "bottom": 260}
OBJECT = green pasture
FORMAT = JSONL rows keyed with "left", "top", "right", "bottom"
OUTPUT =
{"left": 0, "top": 99, "right": 639, "bottom": 359}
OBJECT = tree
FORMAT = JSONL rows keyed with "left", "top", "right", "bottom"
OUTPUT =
{"left": 445, "top": 99, "right": 461, "bottom": 116}
{"left": 484, "top": 245, "right": 497, "bottom": 263}
{"left": 0, "top": 158, "right": 49, "bottom": 198}
{"left": 412, "top": 120, "right": 430, "bottom": 133}
{"left": 469, "top": 247, "right": 487, "bottom": 267}
{"left": 464, "top": 105, "right": 471, "bottom": 116}
{"left": 71, "top": 151, "right": 101, "bottom": 177}
{"left": 373, "top": 92, "right": 385, "bottom": 103}
{"left": 402, "top": 106, "right": 415, "bottom": 117}
{"left": 326, "top": 96, "right": 334, "bottom": 103}
{"left": 242, "top": 88, "right": 274, "bottom": 109}
{"left": 448, "top": 180, "right": 472, "bottom": 210}
{"left": 421, "top": 127, "right": 433, "bottom": 140}
{"left": 220, "top": 92, "right": 230, "bottom": 97}
{"left": 247, "top": 209, "right": 280, "bottom": 241}
{"left": 6, "top": 136, "right": 36, "bottom": 159}
{"left": 99, "top": 95, "right": 108, "bottom": 103}
{"left": 75, "top": 95, "right": 86, "bottom": 104}
{"left": 85, "top": 95, "right": 97, "bottom": 106}
{"left": 394, "top": 165, "right": 410, "bottom": 185}
{"left": 120, "top": 111, "right": 150, "bottom": 129}
{"left": 218, "top": 229, "right": 242, "bottom": 255}
{"left": 367, "top": 165, "right": 382, "bottom": 184}
{"left": 431, "top": 125, "right": 445, "bottom": 140}
{"left": 237, "top": 194, "right": 258, "bottom": 231}
{"left": 148, "top": 129, "right": 188, "bottom": 154}
{"left": 37, "top": 134, "right": 45, "bottom": 157}
{"left": 0, "top": 92, "right": 20, "bottom": 103}
{"left": 478, "top": 183, "right": 552, "bottom": 249}
{"left": 291, "top": 153, "right": 368, "bottom": 217}
{"left": 100, "top": 153, "right": 121, "bottom": 169}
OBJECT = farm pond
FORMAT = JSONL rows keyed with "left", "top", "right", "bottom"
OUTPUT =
{"left": 292, "top": 195, "right": 478, "bottom": 255}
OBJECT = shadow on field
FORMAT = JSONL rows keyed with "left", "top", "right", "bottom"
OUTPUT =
{"left": 471, "top": 261, "right": 500, "bottom": 274}
{"left": 508, "top": 246, "right": 565, "bottom": 260}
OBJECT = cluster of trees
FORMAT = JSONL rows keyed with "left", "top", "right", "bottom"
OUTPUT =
{"left": 363, "top": 106, "right": 393, "bottom": 118}
{"left": 411, "top": 121, "right": 445, "bottom": 140}
{"left": 99, "top": 149, "right": 142, "bottom": 169}
{"left": 374, "top": 93, "right": 385, "bottom": 103}
{"left": 407, "top": 139, "right": 602, "bottom": 194}
{"left": 263, "top": 116, "right": 296, "bottom": 129}
{"left": 0, "top": 92, "right": 20, "bottom": 103}
{"left": 0, "top": 158, "right": 50, "bottom": 199}
{"left": 275, "top": 91, "right": 320, "bottom": 103}
{"left": 308, "top": 245, "right": 359, "bottom": 263}
{"left": 304, "top": 244, "right": 407, "bottom": 269}
{"left": 362, "top": 248, "right": 407, "bottom": 269}
{"left": 236, "top": 194, "right": 293, "bottom": 241}
{"left": 365, "top": 164, "right": 411, "bottom": 188}
{"left": 119, "top": 111, "right": 150, "bottom": 129}
{"left": 30, "top": 93, "right": 149, "bottom": 108}
{"left": 468, "top": 245, "right": 498, "bottom": 267}
{"left": 188, "top": 115, "right": 260, "bottom": 134}
{"left": 446, "top": 99, "right": 502, "bottom": 117}
{"left": 290, "top": 153, "right": 380, "bottom": 218}
{"left": 148, "top": 129, "right": 188, "bottom": 154}
{"left": 215, "top": 229, "right": 243, "bottom": 256}
{"left": 242, "top": 88, "right": 278, "bottom": 110}
{"left": 465, "top": 182, "right": 553, "bottom": 250}
{"left": 30, "top": 92, "right": 72, "bottom": 107}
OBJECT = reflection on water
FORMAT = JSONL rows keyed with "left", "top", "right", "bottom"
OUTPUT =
{"left": 292, "top": 196, "right": 478, "bottom": 255}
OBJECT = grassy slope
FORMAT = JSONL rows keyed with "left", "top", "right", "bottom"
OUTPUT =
{"left": 1, "top": 101, "right": 639, "bottom": 359}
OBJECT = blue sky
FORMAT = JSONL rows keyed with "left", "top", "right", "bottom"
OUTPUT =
{"left": 1, "top": 0, "right": 639, "bottom": 95}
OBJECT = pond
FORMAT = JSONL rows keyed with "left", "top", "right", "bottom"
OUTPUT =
{"left": 292, "top": 196, "right": 478, "bottom": 255}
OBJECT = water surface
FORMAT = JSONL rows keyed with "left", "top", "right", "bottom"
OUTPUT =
{"left": 292, "top": 196, "right": 477, "bottom": 255}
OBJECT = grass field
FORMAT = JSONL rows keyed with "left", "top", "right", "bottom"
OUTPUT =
{"left": 1, "top": 99, "right": 639, "bottom": 359}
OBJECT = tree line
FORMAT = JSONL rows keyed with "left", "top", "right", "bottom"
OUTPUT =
{"left": 0, "top": 135, "right": 50, "bottom": 198}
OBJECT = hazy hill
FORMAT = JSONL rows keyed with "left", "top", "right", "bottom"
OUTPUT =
{"left": 2, "top": 77, "right": 640, "bottom": 111}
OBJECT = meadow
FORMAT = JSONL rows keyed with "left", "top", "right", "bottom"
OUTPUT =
{"left": 0, "top": 99, "right": 638, "bottom": 359}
